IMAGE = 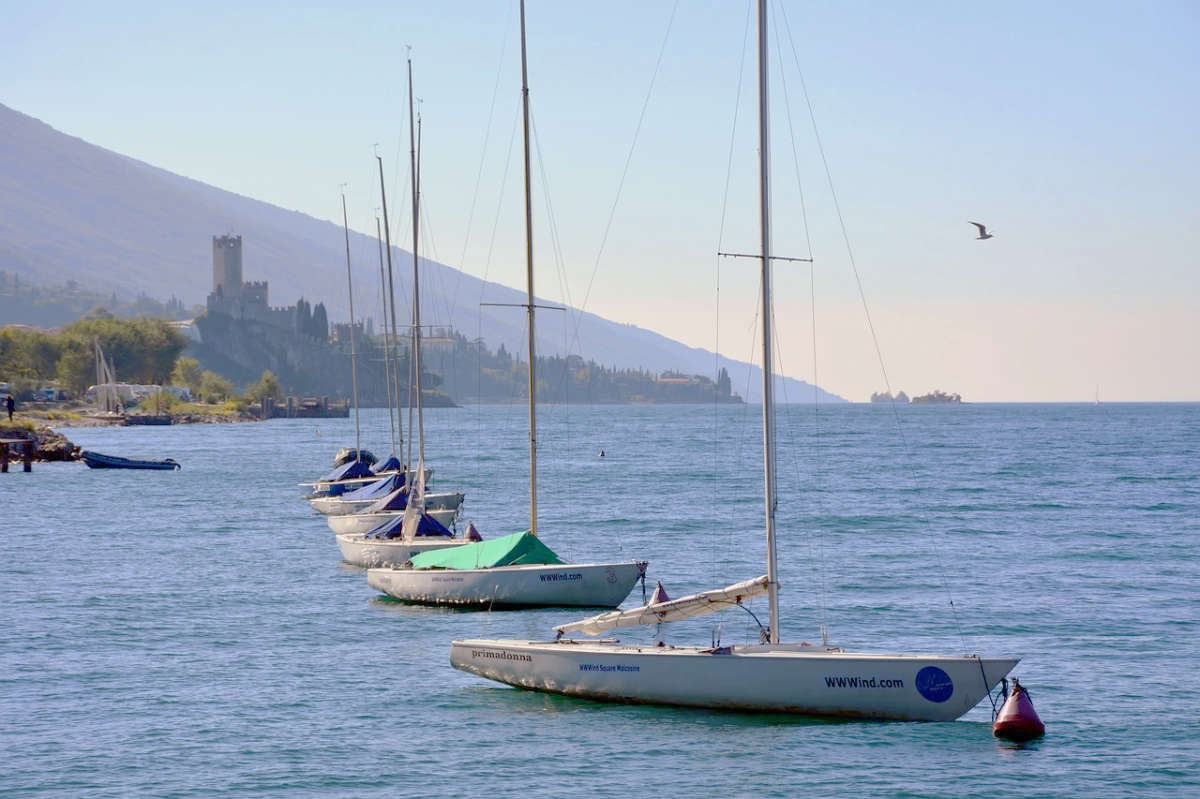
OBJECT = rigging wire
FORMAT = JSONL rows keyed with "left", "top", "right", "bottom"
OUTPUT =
{"left": 712, "top": 0, "right": 754, "bottom": 590}
{"left": 474, "top": 101, "right": 522, "bottom": 490}
{"left": 769, "top": 0, "right": 829, "bottom": 637}
{"left": 446, "top": 3, "right": 513, "bottom": 329}
{"left": 527, "top": 108, "right": 577, "bottom": 509}
{"left": 565, "top": 0, "right": 679, "bottom": 356}
{"left": 776, "top": 1, "right": 969, "bottom": 650}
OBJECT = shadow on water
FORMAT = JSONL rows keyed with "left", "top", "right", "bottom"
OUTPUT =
{"left": 367, "top": 595, "right": 634, "bottom": 613}
{"left": 461, "top": 682, "right": 867, "bottom": 728}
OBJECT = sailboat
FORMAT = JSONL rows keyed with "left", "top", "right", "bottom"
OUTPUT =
{"left": 447, "top": 1, "right": 1017, "bottom": 719}
{"left": 364, "top": 11, "right": 647, "bottom": 606}
{"left": 337, "top": 57, "right": 475, "bottom": 568}
{"left": 92, "top": 340, "right": 123, "bottom": 417}
{"left": 309, "top": 471, "right": 461, "bottom": 517}
{"left": 298, "top": 179, "right": 412, "bottom": 502}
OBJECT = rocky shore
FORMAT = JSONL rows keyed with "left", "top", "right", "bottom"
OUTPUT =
{"left": 0, "top": 423, "right": 80, "bottom": 462}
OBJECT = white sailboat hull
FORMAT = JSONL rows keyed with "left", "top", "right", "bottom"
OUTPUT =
{"left": 326, "top": 506, "right": 459, "bottom": 535}
{"left": 366, "top": 562, "right": 647, "bottom": 608}
{"left": 298, "top": 467, "right": 431, "bottom": 498}
{"left": 336, "top": 534, "right": 471, "bottom": 568}
{"left": 312, "top": 490, "right": 464, "bottom": 517}
{"left": 450, "top": 638, "right": 1018, "bottom": 722}
{"left": 298, "top": 474, "right": 382, "bottom": 499}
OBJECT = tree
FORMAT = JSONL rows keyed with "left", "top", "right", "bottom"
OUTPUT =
{"left": 53, "top": 317, "right": 186, "bottom": 392}
{"left": 0, "top": 327, "right": 59, "bottom": 382}
{"left": 197, "top": 371, "right": 235, "bottom": 403}
{"left": 244, "top": 370, "right": 284, "bottom": 403}
{"left": 170, "top": 357, "right": 203, "bottom": 394}
{"left": 717, "top": 367, "right": 732, "bottom": 400}
{"left": 295, "top": 298, "right": 311, "bottom": 336}
{"left": 55, "top": 347, "right": 94, "bottom": 395}
{"left": 311, "top": 302, "right": 329, "bottom": 340}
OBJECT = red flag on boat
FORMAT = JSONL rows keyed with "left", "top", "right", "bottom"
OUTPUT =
{"left": 649, "top": 581, "right": 670, "bottom": 605}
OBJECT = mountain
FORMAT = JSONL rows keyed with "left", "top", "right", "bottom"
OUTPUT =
{"left": 0, "top": 103, "right": 844, "bottom": 403}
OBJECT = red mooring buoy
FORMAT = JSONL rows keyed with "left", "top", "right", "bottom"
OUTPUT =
{"left": 993, "top": 678, "right": 1045, "bottom": 742}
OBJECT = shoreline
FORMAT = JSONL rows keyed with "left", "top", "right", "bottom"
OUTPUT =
{"left": 2, "top": 407, "right": 261, "bottom": 462}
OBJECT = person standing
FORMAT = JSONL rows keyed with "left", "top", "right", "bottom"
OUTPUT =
{"left": 4, "top": 394, "right": 14, "bottom": 422}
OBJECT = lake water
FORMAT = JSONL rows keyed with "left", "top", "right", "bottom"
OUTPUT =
{"left": 2, "top": 403, "right": 1197, "bottom": 797}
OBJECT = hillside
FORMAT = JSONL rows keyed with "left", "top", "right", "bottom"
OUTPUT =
{"left": 0, "top": 102, "right": 843, "bottom": 403}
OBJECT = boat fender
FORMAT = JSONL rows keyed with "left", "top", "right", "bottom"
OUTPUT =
{"left": 993, "top": 678, "right": 1045, "bottom": 741}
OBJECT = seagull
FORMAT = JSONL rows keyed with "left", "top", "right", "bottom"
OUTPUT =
{"left": 969, "top": 221, "right": 994, "bottom": 240}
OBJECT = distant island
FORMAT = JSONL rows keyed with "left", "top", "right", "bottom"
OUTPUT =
{"left": 912, "top": 390, "right": 962, "bottom": 404}
{"left": 870, "top": 390, "right": 962, "bottom": 404}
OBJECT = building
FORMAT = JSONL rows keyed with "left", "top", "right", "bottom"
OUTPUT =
{"left": 211, "top": 234, "right": 243, "bottom": 299}
{"left": 205, "top": 234, "right": 292, "bottom": 328}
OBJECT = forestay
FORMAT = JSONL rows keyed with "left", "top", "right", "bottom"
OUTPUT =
{"left": 553, "top": 575, "right": 770, "bottom": 637}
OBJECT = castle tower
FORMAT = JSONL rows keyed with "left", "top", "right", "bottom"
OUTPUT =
{"left": 212, "top": 235, "right": 243, "bottom": 298}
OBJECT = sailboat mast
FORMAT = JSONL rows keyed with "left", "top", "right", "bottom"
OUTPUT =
{"left": 757, "top": 0, "right": 780, "bottom": 644}
{"left": 376, "top": 216, "right": 398, "bottom": 455}
{"left": 377, "top": 155, "right": 406, "bottom": 463}
{"left": 519, "top": 0, "right": 538, "bottom": 537}
{"left": 341, "top": 190, "right": 362, "bottom": 460}
{"left": 408, "top": 58, "right": 425, "bottom": 470}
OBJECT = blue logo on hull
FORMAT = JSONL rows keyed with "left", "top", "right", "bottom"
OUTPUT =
{"left": 915, "top": 666, "right": 954, "bottom": 703}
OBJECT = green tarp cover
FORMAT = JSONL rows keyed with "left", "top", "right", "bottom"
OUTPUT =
{"left": 408, "top": 531, "right": 564, "bottom": 570}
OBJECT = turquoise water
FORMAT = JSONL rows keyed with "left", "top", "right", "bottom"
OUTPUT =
{"left": 2, "top": 403, "right": 1197, "bottom": 797}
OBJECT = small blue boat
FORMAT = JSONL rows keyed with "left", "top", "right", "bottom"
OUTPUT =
{"left": 80, "top": 450, "right": 181, "bottom": 470}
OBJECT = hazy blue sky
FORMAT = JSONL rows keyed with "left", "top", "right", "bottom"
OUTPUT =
{"left": 4, "top": 1, "right": 1197, "bottom": 401}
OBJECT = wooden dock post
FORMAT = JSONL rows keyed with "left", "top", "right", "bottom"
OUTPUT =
{"left": 0, "top": 438, "right": 33, "bottom": 473}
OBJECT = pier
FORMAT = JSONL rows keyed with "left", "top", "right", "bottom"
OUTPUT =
{"left": 0, "top": 438, "right": 34, "bottom": 472}
{"left": 258, "top": 396, "right": 351, "bottom": 420}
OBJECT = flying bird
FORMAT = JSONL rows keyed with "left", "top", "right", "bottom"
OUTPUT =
{"left": 969, "top": 221, "right": 994, "bottom": 240}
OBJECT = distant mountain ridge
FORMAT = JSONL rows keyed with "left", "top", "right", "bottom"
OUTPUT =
{"left": 0, "top": 102, "right": 844, "bottom": 403}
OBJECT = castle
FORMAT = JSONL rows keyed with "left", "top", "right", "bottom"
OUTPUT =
{"left": 205, "top": 234, "right": 295, "bottom": 328}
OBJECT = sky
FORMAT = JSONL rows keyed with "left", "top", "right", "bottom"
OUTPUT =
{"left": 3, "top": 0, "right": 1198, "bottom": 401}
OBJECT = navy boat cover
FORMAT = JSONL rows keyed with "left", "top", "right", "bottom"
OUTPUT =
{"left": 341, "top": 472, "right": 405, "bottom": 501}
{"left": 366, "top": 511, "right": 453, "bottom": 540}
{"left": 366, "top": 488, "right": 410, "bottom": 512}
{"left": 317, "top": 459, "right": 375, "bottom": 483}
{"left": 372, "top": 455, "right": 403, "bottom": 474}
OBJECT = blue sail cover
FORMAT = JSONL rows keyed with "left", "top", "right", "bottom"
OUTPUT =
{"left": 341, "top": 472, "right": 405, "bottom": 501}
{"left": 366, "top": 488, "right": 409, "bottom": 512}
{"left": 318, "top": 459, "right": 375, "bottom": 483}
{"left": 366, "top": 511, "right": 453, "bottom": 540}
{"left": 372, "top": 455, "right": 403, "bottom": 474}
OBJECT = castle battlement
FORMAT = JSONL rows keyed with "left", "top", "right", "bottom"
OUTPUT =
{"left": 206, "top": 233, "right": 283, "bottom": 327}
